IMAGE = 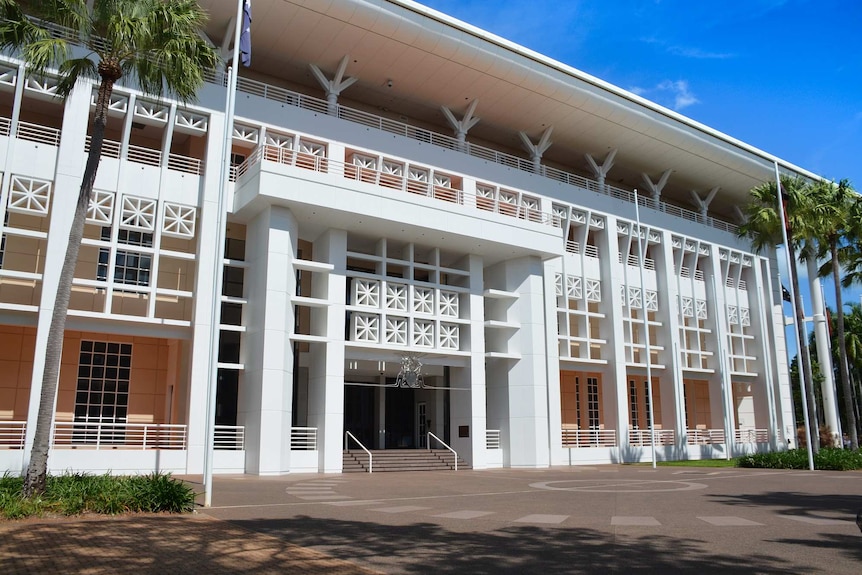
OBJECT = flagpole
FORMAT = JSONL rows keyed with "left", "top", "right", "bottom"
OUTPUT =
{"left": 204, "top": 0, "right": 246, "bottom": 508}
{"left": 773, "top": 161, "right": 814, "bottom": 471}
{"left": 633, "top": 190, "right": 657, "bottom": 469}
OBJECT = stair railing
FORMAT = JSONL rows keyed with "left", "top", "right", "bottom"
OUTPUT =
{"left": 427, "top": 432, "right": 458, "bottom": 471}
{"left": 344, "top": 430, "right": 372, "bottom": 473}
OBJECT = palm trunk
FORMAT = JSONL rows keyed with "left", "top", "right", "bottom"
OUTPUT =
{"left": 832, "top": 241, "right": 859, "bottom": 450}
{"left": 22, "top": 75, "right": 116, "bottom": 497}
{"left": 788, "top": 248, "right": 819, "bottom": 452}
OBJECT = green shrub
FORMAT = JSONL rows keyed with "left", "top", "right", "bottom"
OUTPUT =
{"left": 737, "top": 447, "right": 862, "bottom": 470}
{"left": 0, "top": 472, "right": 196, "bottom": 519}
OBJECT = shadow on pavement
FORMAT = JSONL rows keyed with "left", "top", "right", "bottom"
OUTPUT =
{"left": 234, "top": 515, "right": 802, "bottom": 574}
{"left": 0, "top": 514, "right": 378, "bottom": 575}
{"left": 708, "top": 490, "right": 862, "bottom": 518}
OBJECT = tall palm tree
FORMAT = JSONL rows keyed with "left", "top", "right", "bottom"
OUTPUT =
{"left": 0, "top": 0, "right": 219, "bottom": 496}
{"left": 840, "top": 304, "right": 862, "bottom": 442}
{"left": 812, "top": 179, "right": 859, "bottom": 449}
{"left": 738, "top": 175, "right": 821, "bottom": 452}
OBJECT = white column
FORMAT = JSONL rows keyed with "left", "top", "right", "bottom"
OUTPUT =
{"left": 656, "top": 230, "right": 686, "bottom": 444}
{"left": 449, "top": 254, "right": 486, "bottom": 468}
{"left": 641, "top": 169, "right": 672, "bottom": 206}
{"left": 518, "top": 127, "right": 553, "bottom": 174}
{"left": 500, "top": 256, "right": 550, "bottom": 468}
{"left": 441, "top": 100, "right": 480, "bottom": 150}
{"left": 185, "top": 101, "right": 231, "bottom": 475}
{"left": 309, "top": 56, "right": 358, "bottom": 116}
{"left": 807, "top": 258, "right": 840, "bottom": 443}
{"left": 602, "top": 215, "right": 630, "bottom": 454}
{"left": 239, "top": 205, "right": 297, "bottom": 474}
{"left": 307, "top": 229, "right": 347, "bottom": 473}
{"left": 22, "top": 81, "right": 93, "bottom": 465}
{"left": 584, "top": 149, "right": 617, "bottom": 191}
{"left": 544, "top": 259, "right": 564, "bottom": 465}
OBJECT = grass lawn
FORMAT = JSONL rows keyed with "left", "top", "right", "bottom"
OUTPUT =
{"left": 632, "top": 458, "right": 738, "bottom": 468}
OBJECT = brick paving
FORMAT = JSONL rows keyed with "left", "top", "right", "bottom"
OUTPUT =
{"left": 0, "top": 513, "right": 381, "bottom": 575}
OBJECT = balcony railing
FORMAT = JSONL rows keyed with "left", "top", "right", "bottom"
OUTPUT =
{"left": 290, "top": 426, "right": 318, "bottom": 450}
{"left": 203, "top": 71, "right": 740, "bottom": 235}
{"left": 213, "top": 425, "right": 245, "bottom": 450}
{"left": 236, "top": 144, "right": 555, "bottom": 225}
{"left": 84, "top": 136, "right": 204, "bottom": 175}
{"left": 486, "top": 429, "right": 501, "bottom": 450}
{"left": 628, "top": 428, "right": 676, "bottom": 446}
{"left": 0, "top": 421, "right": 26, "bottom": 449}
{"left": 561, "top": 428, "right": 617, "bottom": 448}
{"left": 686, "top": 428, "right": 726, "bottom": 445}
{"left": 734, "top": 428, "right": 768, "bottom": 443}
{"left": 16, "top": 120, "right": 61, "bottom": 146}
{"left": 52, "top": 421, "right": 187, "bottom": 450}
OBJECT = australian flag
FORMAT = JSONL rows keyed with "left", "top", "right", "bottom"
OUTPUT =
{"left": 240, "top": 0, "right": 252, "bottom": 67}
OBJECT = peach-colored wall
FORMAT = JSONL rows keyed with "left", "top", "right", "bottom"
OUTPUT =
{"left": 0, "top": 325, "right": 35, "bottom": 420}
{"left": 56, "top": 331, "right": 180, "bottom": 425}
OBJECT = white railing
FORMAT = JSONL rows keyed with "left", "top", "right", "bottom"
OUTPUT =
{"left": 239, "top": 144, "right": 555, "bottom": 226}
{"left": 428, "top": 431, "right": 458, "bottom": 471}
{"left": 52, "top": 421, "right": 187, "bottom": 450}
{"left": 213, "top": 425, "right": 245, "bottom": 450}
{"left": 486, "top": 429, "right": 501, "bottom": 450}
{"left": 345, "top": 430, "right": 372, "bottom": 473}
{"left": 628, "top": 428, "right": 676, "bottom": 446}
{"left": 167, "top": 152, "right": 203, "bottom": 175}
{"left": 290, "top": 426, "right": 318, "bottom": 450}
{"left": 84, "top": 136, "right": 121, "bottom": 158}
{"left": 0, "top": 116, "right": 11, "bottom": 137}
{"left": 561, "top": 428, "right": 617, "bottom": 448}
{"left": 16, "top": 120, "right": 61, "bottom": 146}
{"left": 622, "top": 253, "right": 655, "bottom": 270}
{"left": 126, "top": 143, "right": 162, "bottom": 167}
{"left": 0, "top": 421, "right": 26, "bottom": 449}
{"left": 204, "top": 71, "right": 740, "bottom": 235}
{"left": 686, "top": 428, "right": 726, "bottom": 445}
{"left": 735, "top": 428, "right": 768, "bottom": 443}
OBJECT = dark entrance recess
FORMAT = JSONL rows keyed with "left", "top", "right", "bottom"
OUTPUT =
{"left": 215, "top": 368, "right": 239, "bottom": 426}
{"left": 386, "top": 387, "right": 415, "bottom": 448}
{"left": 344, "top": 385, "right": 375, "bottom": 448}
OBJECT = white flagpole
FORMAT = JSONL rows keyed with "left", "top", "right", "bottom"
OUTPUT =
{"left": 204, "top": 0, "right": 246, "bottom": 508}
{"left": 773, "top": 162, "right": 814, "bottom": 471}
{"left": 633, "top": 190, "right": 657, "bottom": 468}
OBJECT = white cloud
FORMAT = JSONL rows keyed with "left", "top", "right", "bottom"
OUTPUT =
{"left": 666, "top": 46, "right": 735, "bottom": 59}
{"left": 629, "top": 80, "right": 699, "bottom": 111}
{"left": 658, "top": 80, "right": 699, "bottom": 110}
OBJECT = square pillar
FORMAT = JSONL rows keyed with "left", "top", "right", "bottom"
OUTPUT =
{"left": 240, "top": 206, "right": 297, "bottom": 474}
{"left": 307, "top": 229, "right": 347, "bottom": 473}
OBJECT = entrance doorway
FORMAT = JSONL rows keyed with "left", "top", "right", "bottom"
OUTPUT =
{"left": 385, "top": 387, "right": 415, "bottom": 448}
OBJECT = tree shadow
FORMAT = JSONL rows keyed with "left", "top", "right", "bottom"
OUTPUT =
{"left": 234, "top": 515, "right": 801, "bottom": 574}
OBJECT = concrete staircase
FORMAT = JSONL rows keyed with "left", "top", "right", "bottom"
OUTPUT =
{"left": 342, "top": 449, "right": 470, "bottom": 473}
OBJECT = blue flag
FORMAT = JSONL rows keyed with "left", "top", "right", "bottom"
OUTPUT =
{"left": 240, "top": 0, "right": 252, "bottom": 67}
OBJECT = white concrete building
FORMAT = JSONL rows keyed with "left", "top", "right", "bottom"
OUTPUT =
{"left": 0, "top": 0, "right": 813, "bottom": 476}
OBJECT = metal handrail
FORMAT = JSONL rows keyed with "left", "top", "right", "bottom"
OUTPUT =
{"left": 344, "top": 430, "right": 372, "bottom": 473}
{"left": 427, "top": 431, "right": 458, "bottom": 471}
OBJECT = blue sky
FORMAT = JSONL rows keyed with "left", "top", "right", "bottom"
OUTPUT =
{"left": 421, "top": 0, "right": 862, "bottom": 319}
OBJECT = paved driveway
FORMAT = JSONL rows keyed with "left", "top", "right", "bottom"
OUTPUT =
{"left": 201, "top": 465, "right": 862, "bottom": 574}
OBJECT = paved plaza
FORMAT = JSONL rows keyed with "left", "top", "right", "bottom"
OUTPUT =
{"left": 1, "top": 465, "right": 860, "bottom": 574}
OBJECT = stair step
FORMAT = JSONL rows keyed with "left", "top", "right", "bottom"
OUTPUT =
{"left": 342, "top": 449, "right": 469, "bottom": 473}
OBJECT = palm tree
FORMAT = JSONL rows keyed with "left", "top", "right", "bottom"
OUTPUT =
{"left": 812, "top": 179, "right": 859, "bottom": 450}
{"left": 737, "top": 175, "right": 820, "bottom": 452}
{"left": 840, "top": 304, "right": 862, "bottom": 443}
{"left": 0, "top": 0, "right": 219, "bottom": 496}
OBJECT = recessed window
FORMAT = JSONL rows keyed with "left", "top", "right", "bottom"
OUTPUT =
{"left": 98, "top": 227, "right": 153, "bottom": 286}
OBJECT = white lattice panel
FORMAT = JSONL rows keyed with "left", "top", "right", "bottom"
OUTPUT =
{"left": 566, "top": 276, "right": 582, "bottom": 299}
{"left": 554, "top": 274, "right": 563, "bottom": 297}
{"left": 175, "top": 110, "right": 208, "bottom": 132}
{"left": 727, "top": 306, "right": 738, "bottom": 325}
{"left": 439, "top": 323, "right": 459, "bottom": 350}
{"left": 696, "top": 300, "right": 708, "bottom": 320}
{"left": 382, "top": 160, "right": 404, "bottom": 176}
{"left": 8, "top": 176, "right": 51, "bottom": 215}
{"left": 86, "top": 190, "right": 114, "bottom": 224}
{"left": 385, "top": 316, "right": 407, "bottom": 345}
{"left": 645, "top": 290, "right": 658, "bottom": 312}
{"left": 162, "top": 203, "right": 196, "bottom": 238}
{"left": 681, "top": 297, "right": 693, "bottom": 318}
{"left": 134, "top": 100, "right": 169, "bottom": 123}
{"left": 413, "top": 287, "right": 434, "bottom": 314}
{"left": 412, "top": 320, "right": 434, "bottom": 347}
{"left": 120, "top": 196, "right": 156, "bottom": 231}
{"left": 233, "top": 124, "right": 259, "bottom": 144}
{"left": 439, "top": 291, "right": 459, "bottom": 317}
{"left": 585, "top": 279, "right": 601, "bottom": 302}
{"left": 265, "top": 132, "right": 294, "bottom": 148}
{"left": 740, "top": 307, "right": 751, "bottom": 327}
{"left": 628, "top": 287, "right": 642, "bottom": 309}
{"left": 351, "top": 154, "right": 376, "bottom": 169}
{"left": 385, "top": 283, "right": 407, "bottom": 311}
{"left": 353, "top": 279, "right": 380, "bottom": 308}
{"left": 352, "top": 313, "right": 379, "bottom": 343}
{"left": 299, "top": 140, "right": 325, "bottom": 156}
